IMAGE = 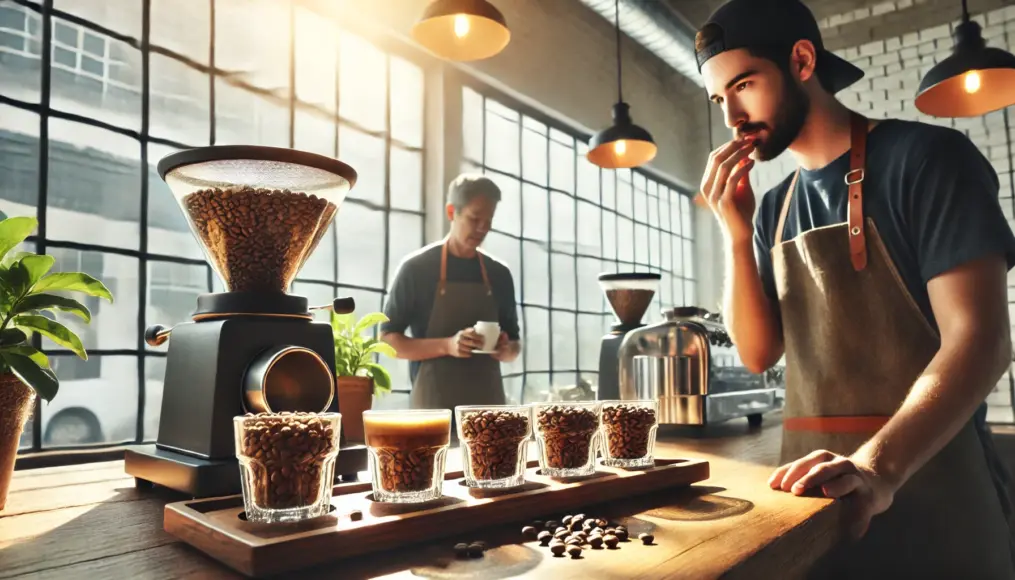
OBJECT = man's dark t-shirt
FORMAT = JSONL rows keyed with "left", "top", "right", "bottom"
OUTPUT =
{"left": 382, "top": 241, "right": 521, "bottom": 385}
{"left": 753, "top": 118, "right": 1015, "bottom": 432}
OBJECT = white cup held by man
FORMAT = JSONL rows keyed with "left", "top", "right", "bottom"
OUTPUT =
{"left": 474, "top": 321, "right": 500, "bottom": 351}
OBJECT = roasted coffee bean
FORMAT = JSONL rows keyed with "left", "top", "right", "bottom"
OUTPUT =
{"left": 604, "top": 534, "right": 619, "bottom": 549}
{"left": 522, "top": 526, "right": 538, "bottom": 538}
{"left": 454, "top": 542, "right": 470, "bottom": 558}
{"left": 639, "top": 533, "right": 655, "bottom": 545}
{"left": 554, "top": 530, "right": 569, "bottom": 540}
{"left": 601, "top": 404, "right": 657, "bottom": 460}
{"left": 574, "top": 513, "right": 586, "bottom": 523}
{"left": 467, "top": 542, "right": 486, "bottom": 557}
{"left": 350, "top": 510, "right": 363, "bottom": 522}
{"left": 374, "top": 446, "right": 440, "bottom": 493}
{"left": 605, "top": 528, "right": 616, "bottom": 535}
{"left": 562, "top": 515, "right": 573, "bottom": 526}
{"left": 537, "top": 531, "right": 552, "bottom": 545}
{"left": 588, "top": 535, "right": 604, "bottom": 549}
{"left": 616, "top": 530, "right": 629, "bottom": 541}
{"left": 533, "top": 520, "right": 544, "bottom": 528}
{"left": 597, "top": 518, "right": 608, "bottom": 528}
{"left": 183, "top": 188, "right": 335, "bottom": 293}
{"left": 567, "top": 545, "right": 583, "bottom": 559}
{"left": 536, "top": 406, "right": 599, "bottom": 469}
{"left": 573, "top": 531, "right": 588, "bottom": 541}
{"left": 592, "top": 527, "right": 604, "bottom": 536}
{"left": 583, "top": 518, "right": 598, "bottom": 529}
{"left": 550, "top": 543, "right": 566, "bottom": 556}
{"left": 238, "top": 412, "right": 336, "bottom": 510}
{"left": 546, "top": 520, "right": 560, "bottom": 530}
{"left": 569, "top": 520, "right": 583, "bottom": 533}
{"left": 566, "top": 537, "right": 582, "bottom": 546}
{"left": 461, "top": 409, "right": 530, "bottom": 481}
{"left": 472, "top": 541, "right": 488, "bottom": 551}
{"left": 555, "top": 526, "right": 568, "bottom": 535}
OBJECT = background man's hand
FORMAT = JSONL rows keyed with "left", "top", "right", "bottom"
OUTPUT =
{"left": 701, "top": 139, "right": 757, "bottom": 244}
{"left": 447, "top": 328, "right": 484, "bottom": 358}
{"left": 492, "top": 332, "right": 511, "bottom": 361}
{"left": 768, "top": 450, "right": 898, "bottom": 540}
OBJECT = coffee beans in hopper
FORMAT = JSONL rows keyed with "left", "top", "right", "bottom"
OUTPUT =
{"left": 238, "top": 412, "right": 336, "bottom": 510}
{"left": 602, "top": 405, "right": 657, "bottom": 459}
{"left": 183, "top": 187, "right": 336, "bottom": 293}
{"left": 536, "top": 406, "right": 599, "bottom": 469}
{"left": 461, "top": 410, "right": 529, "bottom": 480}
{"left": 376, "top": 447, "right": 440, "bottom": 493}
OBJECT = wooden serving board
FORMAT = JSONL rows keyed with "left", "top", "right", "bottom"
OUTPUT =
{"left": 164, "top": 457, "right": 710, "bottom": 578}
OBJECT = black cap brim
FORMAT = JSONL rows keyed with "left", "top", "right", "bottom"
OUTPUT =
{"left": 817, "top": 49, "right": 865, "bottom": 93}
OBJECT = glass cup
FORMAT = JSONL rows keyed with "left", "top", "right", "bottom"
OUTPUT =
{"left": 363, "top": 409, "right": 452, "bottom": 503}
{"left": 234, "top": 412, "right": 341, "bottom": 523}
{"left": 532, "top": 401, "right": 601, "bottom": 478}
{"left": 456, "top": 405, "right": 532, "bottom": 488}
{"left": 599, "top": 400, "right": 659, "bottom": 468}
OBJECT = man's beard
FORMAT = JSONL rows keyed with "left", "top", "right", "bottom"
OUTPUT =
{"left": 742, "top": 73, "right": 810, "bottom": 161}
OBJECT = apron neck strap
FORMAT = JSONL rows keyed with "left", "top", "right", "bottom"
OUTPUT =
{"left": 440, "top": 240, "right": 492, "bottom": 296}
{"left": 773, "top": 112, "right": 870, "bottom": 271}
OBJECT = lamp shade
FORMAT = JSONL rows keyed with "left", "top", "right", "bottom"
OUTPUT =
{"left": 915, "top": 19, "right": 1015, "bottom": 118}
{"left": 587, "top": 102, "right": 658, "bottom": 169}
{"left": 410, "top": 0, "right": 510, "bottom": 62}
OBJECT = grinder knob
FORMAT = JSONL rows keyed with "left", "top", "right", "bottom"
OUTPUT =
{"left": 332, "top": 297, "right": 356, "bottom": 314}
{"left": 144, "top": 324, "right": 172, "bottom": 347}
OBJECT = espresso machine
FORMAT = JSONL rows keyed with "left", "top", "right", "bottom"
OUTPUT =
{"left": 125, "top": 146, "right": 367, "bottom": 497}
{"left": 596, "top": 272, "right": 661, "bottom": 401}
{"left": 617, "top": 306, "right": 781, "bottom": 426}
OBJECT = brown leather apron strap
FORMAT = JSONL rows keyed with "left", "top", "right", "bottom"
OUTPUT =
{"left": 847, "top": 112, "right": 869, "bottom": 272}
{"left": 784, "top": 415, "right": 890, "bottom": 433}
{"left": 440, "top": 241, "right": 492, "bottom": 296}
{"left": 774, "top": 170, "right": 800, "bottom": 244}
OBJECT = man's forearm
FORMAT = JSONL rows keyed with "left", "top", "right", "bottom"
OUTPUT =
{"left": 852, "top": 330, "right": 1011, "bottom": 491}
{"left": 381, "top": 332, "right": 449, "bottom": 361}
{"left": 723, "top": 239, "right": 784, "bottom": 373}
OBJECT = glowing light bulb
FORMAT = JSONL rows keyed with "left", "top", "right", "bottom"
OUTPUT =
{"left": 453, "top": 14, "right": 470, "bottom": 38}
{"left": 613, "top": 140, "right": 627, "bottom": 156}
{"left": 964, "top": 70, "right": 982, "bottom": 94}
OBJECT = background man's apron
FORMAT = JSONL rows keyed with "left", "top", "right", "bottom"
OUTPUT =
{"left": 410, "top": 241, "right": 505, "bottom": 411}
{"left": 772, "top": 113, "right": 1015, "bottom": 579}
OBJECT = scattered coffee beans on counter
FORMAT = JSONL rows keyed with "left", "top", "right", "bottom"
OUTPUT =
{"left": 589, "top": 536, "right": 604, "bottom": 549}
{"left": 615, "top": 527, "right": 629, "bottom": 542}
{"left": 523, "top": 512, "right": 657, "bottom": 559}
{"left": 538, "top": 531, "right": 552, "bottom": 546}
{"left": 349, "top": 510, "right": 363, "bottom": 522}
{"left": 522, "top": 525, "right": 538, "bottom": 538}
{"left": 601, "top": 404, "right": 657, "bottom": 460}
{"left": 567, "top": 545, "right": 583, "bottom": 559}
{"left": 375, "top": 447, "right": 440, "bottom": 493}
{"left": 183, "top": 188, "right": 336, "bottom": 293}
{"left": 536, "top": 406, "right": 599, "bottom": 469}
{"left": 238, "top": 412, "right": 336, "bottom": 510}
{"left": 639, "top": 533, "right": 655, "bottom": 545}
{"left": 454, "top": 543, "right": 470, "bottom": 558}
{"left": 562, "top": 515, "right": 573, "bottom": 526}
{"left": 461, "top": 410, "right": 530, "bottom": 481}
{"left": 604, "top": 534, "right": 620, "bottom": 549}
{"left": 554, "top": 529, "right": 569, "bottom": 540}
{"left": 550, "top": 543, "right": 567, "bottom": 556}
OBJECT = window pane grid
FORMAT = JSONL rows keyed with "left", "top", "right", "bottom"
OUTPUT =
{"left": 3, "top": 0, "right": 427, "bottom": 454}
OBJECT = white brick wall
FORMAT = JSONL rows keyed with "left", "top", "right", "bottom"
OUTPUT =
{"left": 748, "top": 4, "right": 1015, "bottom": 423}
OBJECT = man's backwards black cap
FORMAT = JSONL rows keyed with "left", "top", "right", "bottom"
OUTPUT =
{"left": 694, "top": 0, "right": 864, "bottom": 94}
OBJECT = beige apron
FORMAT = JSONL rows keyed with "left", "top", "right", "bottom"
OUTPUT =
{"left": 410, "top": 241, "right": 505, "bottom": 410}
{"left": 773, "top": 113, "right": 1015, "bottom": 579}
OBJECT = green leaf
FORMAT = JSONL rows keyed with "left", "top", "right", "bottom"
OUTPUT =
{"left": 13, "top": 315, "right": 86, "bottom": 359}
{"left": 3, "top": 261, "right": 29, "bottom": 295}
{"left": 365, "top": 340, "right": 397, "bottom": 359}
{"left": 354, "top": 312, "right": 388, "bottom": 336}
{"left": 0, "top": 217, "right": 38, "bottom": 261}
{"left": 330, "top": 311, "right": 354, "bottom": 334}
{"left": 2, "top": 351, "right": 58, "bottom": 401}
{"left": 20, "top": 255, "right": 55, "bottom": 286}
{"left": 30, "top": 273, "right": 113, "bottom": 302}
{"left": 2, "top": 345, "right": 49, "bottom": 368}
{"left": 365, "top": 362, "right": 392, "bottom": 392}
{"left": 15, "top": 293, "right": 91, "bottom": 322}
{"left": 0, "top": 328, "right": 27, "bottom": 346}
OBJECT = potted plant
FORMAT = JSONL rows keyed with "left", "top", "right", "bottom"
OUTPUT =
{"left": 0, "top": 216, "right": 112, "bottom": 510}
{"left": 331, "top": 311, "right": 396, "bottom": 442}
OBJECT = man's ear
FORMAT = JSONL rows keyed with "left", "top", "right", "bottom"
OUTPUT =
{"left": 790, "top": 39, "right": 818, "bottom": 83}
{"left": 446, "top": 203, "right": 455, "bottom": 222}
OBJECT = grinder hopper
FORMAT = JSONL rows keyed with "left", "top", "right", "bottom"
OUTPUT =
{"left": 596, "top": 272, "right": 661, "bottom": 402}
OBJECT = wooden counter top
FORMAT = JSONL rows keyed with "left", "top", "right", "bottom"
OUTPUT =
{"left": 1, "top": 412, "right": 849, "bottom": 579}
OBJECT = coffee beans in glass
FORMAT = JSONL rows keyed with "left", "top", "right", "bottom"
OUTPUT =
{"left": 363, "top": 409, "right": 451, "bottom": 503}
{"left": 234, "top": 412, "right": 341, "bottom": 523}
{"left": 456, "top": 405, "right": 532, "bottom": 488}
{"left": 533, "top": 402, "right": 601, "bottom": 478}
{"left": 599, "top": 400, "right": 659, "bottom": 468}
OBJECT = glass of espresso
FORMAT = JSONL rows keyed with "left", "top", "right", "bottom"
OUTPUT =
{"left": 363, "top": 409, "right": 452, "bottom": 503}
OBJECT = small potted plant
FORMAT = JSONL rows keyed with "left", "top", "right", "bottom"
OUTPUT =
{"left": 0, "top": 216, "right": 112, "bottom": 510}
{"left": 331, "top": 310, "right": 396, "bottom": 442}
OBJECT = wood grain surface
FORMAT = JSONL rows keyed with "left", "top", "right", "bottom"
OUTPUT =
{"left": 0, "top": 412, "right": 860, "bottom": 579}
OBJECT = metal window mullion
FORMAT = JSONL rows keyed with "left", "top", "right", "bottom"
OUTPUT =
{"left": 286, "top": 0, "right": 295, "bottom": 149}
{"left": 135, "top": 0, "right": 151, "bottom": 443}
{"left": 544, "top": 117, "right": 553, "bottom": 381}
{"left": 381, "top": 54, "right": 391, "bottom": 311}
{"left": 331, "top": 27, "right": 340, "bottom": 285}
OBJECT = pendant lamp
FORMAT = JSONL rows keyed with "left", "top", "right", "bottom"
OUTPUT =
{"left": 915, "top": 0, "right": 1015, "bottom": 118}
{"left": 411, "top": 0, "right": 510, "bottom": 62}
{"left": 587, "top": 0, "right": 657, "bottom": 169}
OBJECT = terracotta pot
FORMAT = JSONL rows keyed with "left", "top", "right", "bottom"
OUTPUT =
{"left": 336, "top": 376, "right": 373, "bottom": 443}
{"left": 0, "top": 373, "right": 35, "bottom": 511}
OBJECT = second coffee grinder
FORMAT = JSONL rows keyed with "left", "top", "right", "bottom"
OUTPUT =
{"left": 596, "top": 272, "right": 661, "bottom": 400}
{"left": 125, "top": 146, "right": 367, "bottom": 497}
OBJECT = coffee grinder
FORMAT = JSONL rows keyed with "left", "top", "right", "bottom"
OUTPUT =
{"left": 596, "top": 272, "right": 661, "bottom": 401}
{"left": 125, "top": 146, "right": 367, "bottom": 498}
